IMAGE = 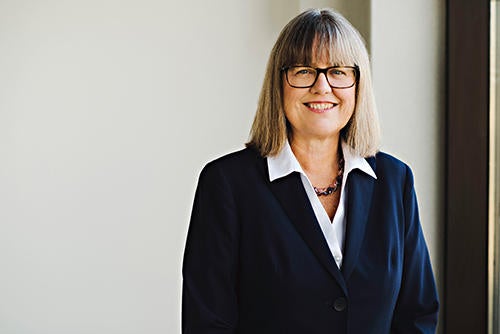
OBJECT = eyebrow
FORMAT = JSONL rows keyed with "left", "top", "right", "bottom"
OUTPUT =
{"left": 295, "top": 63, "right": 343, "bottom": 67}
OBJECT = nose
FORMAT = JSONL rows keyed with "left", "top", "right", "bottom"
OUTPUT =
{"left": 310, "top": 72, "right": 332, "bottom": 94}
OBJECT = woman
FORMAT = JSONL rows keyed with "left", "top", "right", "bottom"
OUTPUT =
{"left": 182, "top": 8, "right": 439, "bottom": 333}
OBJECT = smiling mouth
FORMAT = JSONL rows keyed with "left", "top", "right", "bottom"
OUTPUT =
{"left": 304, "top": 102, "right": 337, "bottom": 110}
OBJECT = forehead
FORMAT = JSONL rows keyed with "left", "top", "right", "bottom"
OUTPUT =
{"left": 308, "top": 45, "right": 340, "bottom": 66}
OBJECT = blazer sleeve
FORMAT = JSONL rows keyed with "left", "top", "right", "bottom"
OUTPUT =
{"left": 391, "top": 165, "right": 439, "bottom": 333}
{"left": 182, "top": 163, "right": 239, "bottom": 333}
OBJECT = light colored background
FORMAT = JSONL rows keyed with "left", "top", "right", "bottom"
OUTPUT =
{"left": 0, "top": 0, "right": 444, "bottom": 333}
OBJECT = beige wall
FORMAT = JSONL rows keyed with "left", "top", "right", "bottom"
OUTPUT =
{"left": 0, "top": 0, "right": 444, "bottom": 332}
{"left": 371, "top": 0, "right": 445, "bottom": 320}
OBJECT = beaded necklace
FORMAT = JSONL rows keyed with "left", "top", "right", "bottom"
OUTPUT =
{"left": 313, "top": 157, "right": 344, "bottom": 196}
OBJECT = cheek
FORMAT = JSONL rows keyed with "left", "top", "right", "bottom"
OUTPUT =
{"left": 282, "top": 86, "right": 301, "bottom": 113}
{"left": 339, "top": 89, "right": 356, "bottom": 110}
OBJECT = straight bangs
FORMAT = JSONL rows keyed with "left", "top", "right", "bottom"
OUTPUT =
{"left": 280, "top": 14, "right": 359, "bottom": 68}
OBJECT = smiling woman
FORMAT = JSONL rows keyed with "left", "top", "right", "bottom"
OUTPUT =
{"left": 182, "top": 8, "right": 439, "bottom": 333}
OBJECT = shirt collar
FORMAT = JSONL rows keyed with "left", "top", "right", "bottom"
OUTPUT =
{"left": 267, "top": 140, "right": 377, "bottom": 182}
{"left": 341, "top": 141, "right": 377, "bottom": 180}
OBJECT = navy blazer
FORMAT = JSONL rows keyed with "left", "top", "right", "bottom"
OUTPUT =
{"left": 182, "top": 147, "right": 439, "bottom": 333}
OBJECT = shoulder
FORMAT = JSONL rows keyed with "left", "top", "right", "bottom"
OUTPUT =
{"left": 366, "top": 152, "right": 419, "bottom": 222}
{"left": 203, "top": 147, "right": 262, "bottom": 171}
{"left": 369, "top": 151, "right": 412, "bottom": 175}
{"left": 367, "top": 151, "right": 414, "bottom": 188}
{"left": 198, "top": 147, "right": 266, "bottom": 183}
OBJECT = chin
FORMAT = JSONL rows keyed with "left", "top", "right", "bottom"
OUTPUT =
{"left": 309, "top": 130, "right": 342, "bottom": 140}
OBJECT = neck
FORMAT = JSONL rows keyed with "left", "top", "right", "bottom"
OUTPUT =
{"left": 289, "top": 134, "right": 341, "bottom": 175}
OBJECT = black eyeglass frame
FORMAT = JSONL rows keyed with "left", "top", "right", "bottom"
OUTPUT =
{"left": 281, "top": 65, "right": 359, "bottom": 89}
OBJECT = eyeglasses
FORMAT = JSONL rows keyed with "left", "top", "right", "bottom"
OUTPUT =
{"left": 282, "top": 65, "right": 358, "bottom": 89}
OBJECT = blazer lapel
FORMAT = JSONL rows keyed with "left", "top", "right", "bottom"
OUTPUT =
{"left": 268, "top": 172, "right": 348, "bottom": 294}
{"left": 341, "top": 158, "right": 376, "bottom": 280}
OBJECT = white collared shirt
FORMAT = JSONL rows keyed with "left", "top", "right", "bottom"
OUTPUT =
{"left": 267, "top": 141, "right": 377, "bottom": 268}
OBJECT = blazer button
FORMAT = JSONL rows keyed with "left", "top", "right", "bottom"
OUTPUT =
{"left": 333, "top": 297, "right": 347, "bottom": 312}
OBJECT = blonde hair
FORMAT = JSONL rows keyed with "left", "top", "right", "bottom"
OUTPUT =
{"left": 246, "top": 8, "right": 380, "bottom": 157}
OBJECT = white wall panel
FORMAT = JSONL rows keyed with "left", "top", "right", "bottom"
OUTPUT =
{"left": 0, "top": 1, "right": 294, "bottom": 332}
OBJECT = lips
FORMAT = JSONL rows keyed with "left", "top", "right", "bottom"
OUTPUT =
{"left": 304, "top": 102, "right": 337, "bottom": 111}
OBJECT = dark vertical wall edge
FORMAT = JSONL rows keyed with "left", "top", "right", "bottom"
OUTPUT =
{"left": 445, "top": 0, "right": 490, "bottom": 333}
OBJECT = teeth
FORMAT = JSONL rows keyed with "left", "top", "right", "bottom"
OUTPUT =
{"left": 307, "top": 103, "right": 334, "bottom": 110}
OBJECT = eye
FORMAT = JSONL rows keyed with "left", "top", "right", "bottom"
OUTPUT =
{"left": 291, "top": 67, "right": 315, "bottom": 76}
{"left": 329, "top": 68, "right": 348, "bottom": 76}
